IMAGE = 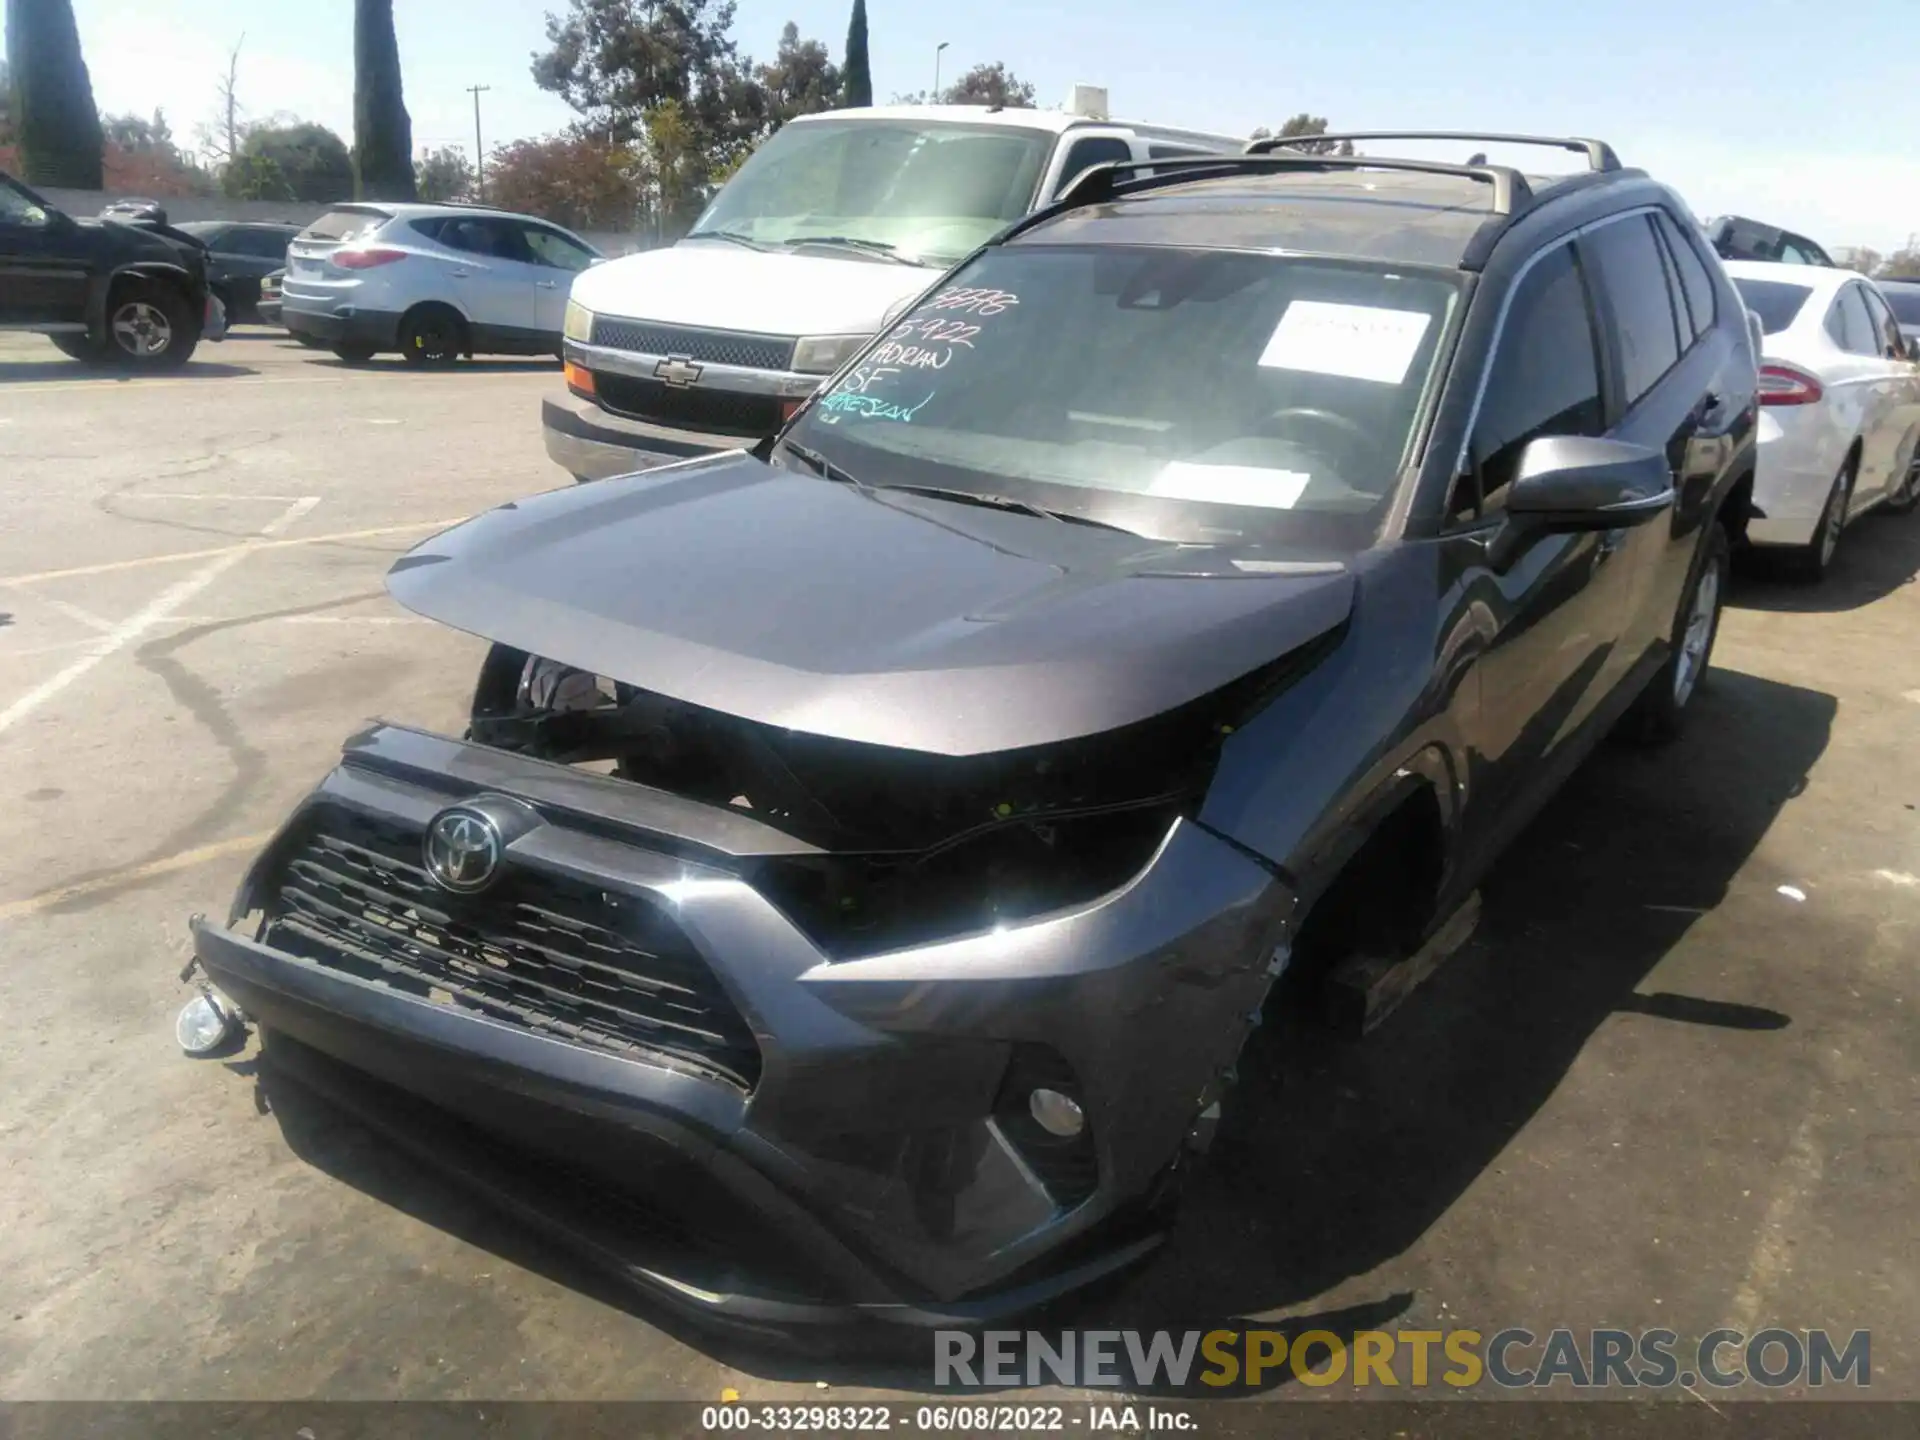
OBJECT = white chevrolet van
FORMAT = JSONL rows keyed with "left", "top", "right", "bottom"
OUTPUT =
{"left": 545, "top": 97, "right": 1242, "bottom": 480}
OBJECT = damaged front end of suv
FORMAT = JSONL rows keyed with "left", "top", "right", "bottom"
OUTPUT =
{"left": 186, "top": 455, "right": 1353, "bottom": 1326}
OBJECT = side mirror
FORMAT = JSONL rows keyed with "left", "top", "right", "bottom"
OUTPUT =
{"left": 1506, "top": 436, "right": 1675, "bottom": 532}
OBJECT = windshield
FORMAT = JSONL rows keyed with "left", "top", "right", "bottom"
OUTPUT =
{"left": 1731, "top": 277, "right": 1814, "bottom": 335}
{"left": 783, "top": 244, "right": 1461, "bottom": 547}
{"left": 688, "top": 119, "right": 1053, "bottom": 268}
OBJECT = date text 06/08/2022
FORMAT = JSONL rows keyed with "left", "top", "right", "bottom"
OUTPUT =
{"left": 700, "top": 1404, "right": 1197, "bottom": 1432}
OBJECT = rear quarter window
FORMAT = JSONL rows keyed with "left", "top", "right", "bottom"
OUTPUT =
{"left": 300, "top": 209, "right": 388, "bottom": 242}
{"left": 1730, "top": 277, "right": 1814, "bottom": 335}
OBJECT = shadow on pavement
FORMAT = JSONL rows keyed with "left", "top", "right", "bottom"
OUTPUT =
{"left": 0, "top": 359, "right": 258, "bottom": 382}
{"left": 1733, "top": 504, "right": 1920, "bottom": 613}
{"left": 308, "top": 356, "right": 561, "bottom": 374}
{"left": 249, "top": 664, "right": 1835, "bottom": 1393}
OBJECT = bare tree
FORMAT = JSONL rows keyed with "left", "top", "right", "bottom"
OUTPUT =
{"left": 195, "top": 34, "right": 247, "bottom": 169}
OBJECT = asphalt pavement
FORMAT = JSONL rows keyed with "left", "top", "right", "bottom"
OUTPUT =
{"left": 0, "top": 329, "right": 1914, "bottom": 1404}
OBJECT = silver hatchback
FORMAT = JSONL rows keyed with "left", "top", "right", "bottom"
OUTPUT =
{"left": 281, "top": 202, "right": 602, "bottom": 365}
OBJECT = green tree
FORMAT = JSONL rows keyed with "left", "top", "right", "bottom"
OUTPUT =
{"left": 414, "top": 144, "right": 475, "bottom": 202}
{"left": 895, "top": 61, "right": 1037, "bottom": 108}
{"left": 353, "top": 0, "right": 416, "bottom": 199}
{"left": 231, "top": 121, "right": 354, "bottom": 202}
{"left": 1266, "top": 114, "right": 1354, "bottom": 156}
{"left": 842, "top": 0, "right": 871, "bottom": 108}
{"left": 4, "top": 0, "right": 105, "bottom": 187}
{"left": 759, "top": 22, "right": 840, "bottom": 128}
{"left": 1881, "top": 239, "right": 1920, "bottom": 281}
{"left": 103, "top": 110, "right": 179, "bottom": 159}
{"left": 532, "top": 0, "right": 752, "bottom": 149}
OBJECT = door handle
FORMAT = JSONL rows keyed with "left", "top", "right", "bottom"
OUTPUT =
{"left": 448, "top": 268, "right": 471, "bottom": 278}
{"left": 535, "top": 280, "right": 557, "bottom": 289}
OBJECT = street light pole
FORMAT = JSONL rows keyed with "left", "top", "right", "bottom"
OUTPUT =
{"left": 934, "top": 41, "right": 949, "bottom": 100}
{"left": 467, "top": 84, "right": 491, "bottom": 199}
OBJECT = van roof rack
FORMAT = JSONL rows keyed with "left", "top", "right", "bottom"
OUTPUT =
{"left": 1052, "top": 153, "right": 1535, "bottom": 218}
{"left": 1245, "top": 130, "right": 1621, "bottom": 173}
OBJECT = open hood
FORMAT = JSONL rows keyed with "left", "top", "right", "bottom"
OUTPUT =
{"left": 387, "top": 456, "right": 1355, "bottom": 757}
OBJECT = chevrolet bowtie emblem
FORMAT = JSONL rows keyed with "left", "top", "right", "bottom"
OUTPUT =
{"left": 654, "top": 355, "right": 704, "bottom": 387}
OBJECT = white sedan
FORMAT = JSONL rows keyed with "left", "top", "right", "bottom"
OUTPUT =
{"left": 1726, "top": 260, "right": 1920, "bottom": 578}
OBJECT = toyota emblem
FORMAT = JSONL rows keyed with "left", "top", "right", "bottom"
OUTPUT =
{"left": 424, "top": 807, "right": 503, "bottom": 893}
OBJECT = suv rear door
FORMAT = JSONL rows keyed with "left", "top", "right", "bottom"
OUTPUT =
{"left": 432, "top": 216, "right": 540, "bottom": 343}
{"left": 1823, "top": 280, "right": 1898, "bottom": 500}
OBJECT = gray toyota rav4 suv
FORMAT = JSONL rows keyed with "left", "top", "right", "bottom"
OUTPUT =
{"left": 184, "top": 133, "right": 1758, "bottom": 1327}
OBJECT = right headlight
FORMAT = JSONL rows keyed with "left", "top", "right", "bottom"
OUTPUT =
{"left": 563, "top": 299, "right": 594, "bottom": 344}
{"left": 792, "top": 333, "right": 870, "bottom": 375}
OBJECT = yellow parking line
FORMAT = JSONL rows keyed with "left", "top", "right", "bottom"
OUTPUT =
{"left": 0, "top": 832, "right": 271, "bottom": 923}
{"left": 0, "top": 518, "right": 465, "bottom": 585}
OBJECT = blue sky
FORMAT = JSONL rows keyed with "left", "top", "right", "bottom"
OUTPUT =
{"left": 28, "top": 0, "right": 1920, "bottom": 252}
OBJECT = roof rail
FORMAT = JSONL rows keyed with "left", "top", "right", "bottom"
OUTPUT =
{"left": 1245, "top": 130, "right": 1621, "bottom": 173}
{"left": 1052, "top": 153, "right": 1534, "bottom": 218}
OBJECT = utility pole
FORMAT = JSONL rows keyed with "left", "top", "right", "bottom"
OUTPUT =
{"left": 933, "top": 42, "right": 949, "bottom": 101}
{"left": 467, "top": 84, "right": 491, "bottom": 199}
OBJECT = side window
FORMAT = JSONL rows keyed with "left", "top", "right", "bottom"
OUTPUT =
{"left": 1861, "top": 287, "right": 1904, "bottom": 359}
{"left": 1654, "top": 211, "right": 1716, "bottom": 342}
{"left": 1148, "top": 143, "right": 1214, "bottom": 161}
{"left": 409, "top": 218, "right": 446, "bottom": 242}
{"left": 0, "top": 182, "right": 52, "bottom": 226}
{"left": 1053, "top": 136, "right": 1134, "bottom": 196}
{"left": 1456, "top": 244, "right": 1606, "bottom": 518}
{"left": 1826, "top": 286, "right": 1878, "bottom": 355}
{"left": 442, "top": 218, "right": 532, "bottom": 262}
{"left": 1778, "top": 240, "right": 1814, "bottom": 266}
{"left": 1582, "top": 214, "right": 1683, "bottom": 405}
{"left": 240, "top": 229, "right": 292, "bottom": 259}
{"left": 522, "top": 226, "right": 597, "bottom": 271}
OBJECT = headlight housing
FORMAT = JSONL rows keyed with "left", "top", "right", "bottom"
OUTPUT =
{"left": 792, "top": 333, "right": 869, "bottom": 375}
{"left": 563, "top": 299, "right": 594, "bottom": 343}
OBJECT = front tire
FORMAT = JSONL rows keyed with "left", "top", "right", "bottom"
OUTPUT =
{"left": 1628, "top": 522, "right": 1729, "bottom": 743}
{"left": 398, "top": 305, "right": 465, "bottom": 367}
{"left": 331, "top": 343, "right": 377, "bottom": 364}
{"left": 50, "top": 333, "right": 103, "bottom": 362}
{"left": 104, "top": 282, "right": 198, "bottom": 370}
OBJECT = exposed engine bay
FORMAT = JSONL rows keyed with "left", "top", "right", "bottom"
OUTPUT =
{"left": 463, "top": 640, "right": 1325, "bottom": 957}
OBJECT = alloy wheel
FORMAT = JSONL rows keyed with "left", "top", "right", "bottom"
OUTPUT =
{"left": 1672, "top": 554, "right": 1721, "bottom": 708}
{"left": 110, "top": 301, "right": 172, "bottom": 358}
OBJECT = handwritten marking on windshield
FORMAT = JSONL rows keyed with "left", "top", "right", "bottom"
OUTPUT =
{"left": 818, "top": 391, "right": 935, "bottom": 423}
{"left": 869, "top": 342, "right": 951, "bottom": 370}
{"left": 925, "top": 287, "right": 1021, "bottom": 316}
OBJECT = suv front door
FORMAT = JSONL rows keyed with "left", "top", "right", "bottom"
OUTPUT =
{"left": 0, "top": 177, "right": 88, "bottom": 330}
{"left": 518, "top": 223, "right": 599, "bottom": 336}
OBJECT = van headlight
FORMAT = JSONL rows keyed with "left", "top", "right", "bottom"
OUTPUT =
{"left": 564, "top": 300, "right": 594, "bottom": 343}
{"left": 793, "top": 333, "right": 869, "bottom": 374}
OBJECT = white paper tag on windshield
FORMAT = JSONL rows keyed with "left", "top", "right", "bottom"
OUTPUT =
{"left": 1258, "top": 301, "right": 1432, "bottom": 384}
{"left": 1148, "top": 462, "right": 1311, "bottom": 509}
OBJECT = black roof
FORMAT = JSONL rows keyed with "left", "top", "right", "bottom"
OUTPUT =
{"left": 1010, "top": 133, "right": 1650, "bottom": 273}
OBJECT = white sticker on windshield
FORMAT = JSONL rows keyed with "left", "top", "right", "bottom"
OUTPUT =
{"left": 1258, "top": 301, "right": 1432, "bottom": 384}
{"left": 1148, "top": 462, "right": 1311, "bottom": 509}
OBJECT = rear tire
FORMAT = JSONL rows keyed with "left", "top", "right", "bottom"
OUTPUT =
{"left": 1882, "top": 454, "right": 1920, "bottom": 516}
{"left": 1627, "top": 522, "right": 1729, "bottom": 744}
{"left": 398, "top": 305, "right": 465, "bottom": 367}
{"left": 331, "top": 343, "right": 377, "bottom": 364}
{"left": 1792, "top": 457, "right": 1854, "bottom": 580}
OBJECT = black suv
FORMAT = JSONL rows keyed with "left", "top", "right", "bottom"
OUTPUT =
{"left": 0, "top": 171, "right": 216, "bottom": 369}
{"left": 185, "top": 133, "right": 1757, "bottom": 1325}
{"left": 178, "top": 221, "right": 300, "bottom": 322}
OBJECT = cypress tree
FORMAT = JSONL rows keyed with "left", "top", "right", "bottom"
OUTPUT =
{"left": 352, "top": 0, "right": 416, "bottom": 199}
{"left": 842, "top": 0, "right": 872, "bottom": 108}
{"left": 4, "top": 0, "right": 105, "bottom": 188}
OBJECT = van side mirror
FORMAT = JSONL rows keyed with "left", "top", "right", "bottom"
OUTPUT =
{"left": 1506, "top": 436, "right": 1675, "bottom": 531}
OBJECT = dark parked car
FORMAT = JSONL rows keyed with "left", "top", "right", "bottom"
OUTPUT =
{"left": 1, "top": 171, "right": 218, "bottom": 369}
{"left": 185, "top": 133, "right": 1757, "bottom": 1325}
{"left": 257, "top": 268, "right": 285, "bottom": 328}
{"left": 1704, "top": 214, "right": 1835, "bottom": 268}
{"left": 1874, "top": 277, "right": 1920, "bottom": 354}
{"left": 178, "top": 221, "right": 300, "bottom": 322}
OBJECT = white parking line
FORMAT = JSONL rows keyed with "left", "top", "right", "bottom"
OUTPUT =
{"left": 0, "top": 517, "right": 461, "bottom": 586}
{"left": 0, "top": 832, "right": 273, "bottom": 923}
{"left": 0, "top": 497, "right": 320, "bottom": 739}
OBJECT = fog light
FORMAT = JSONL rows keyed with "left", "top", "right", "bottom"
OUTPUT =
{"left": 176, "top": 991, "right": 240, "bottom": 1057}
{"left": 1029, "top": 1087, "right": 1085, "bottom": 1138}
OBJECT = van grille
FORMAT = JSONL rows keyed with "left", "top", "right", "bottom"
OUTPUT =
{"left": 591, "top": 372, "right": 786, "bottom": 437}
{"left": 260, "top": 808, "right": 762, "bottom": 1091}
{"left": 589, "top": 317, "right": 796, "bottom": 371}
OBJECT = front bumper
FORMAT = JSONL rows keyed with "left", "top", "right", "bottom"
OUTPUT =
{"left": 192, "top": 724, "right": 1291, "bottom": 1324}
{"left": 542, "top": 390, "right": 754, "bottom": 483}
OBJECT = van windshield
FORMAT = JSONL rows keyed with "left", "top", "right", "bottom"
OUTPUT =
{"left": 688, "top": 119, "right": 1053, "bottom": 268}
{"left": 781, "top": 243, "right": 1461, "bottom": 549}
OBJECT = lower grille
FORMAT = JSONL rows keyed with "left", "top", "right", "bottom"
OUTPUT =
{"left": 592, "top": 372, "right": 786, "bottom": 437}
{"left": 260, "top": 807, "right": 762, "bottom": 1091}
